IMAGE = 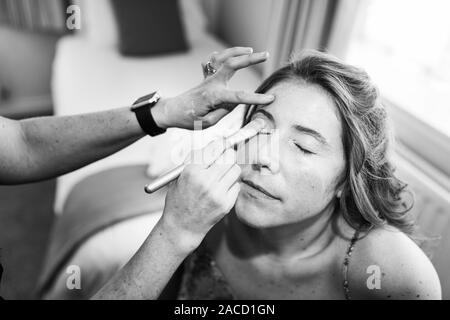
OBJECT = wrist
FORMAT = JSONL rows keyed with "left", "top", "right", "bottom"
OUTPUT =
{"left": 150, "top": 97, "right": 171, "bottom": 129}
{"left": 157, "top": 215, "right": 204, "bottom": 255}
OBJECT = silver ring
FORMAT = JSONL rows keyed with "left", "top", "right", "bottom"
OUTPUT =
{"left": 203, "top": 61, "right": 217, "bottom": 78}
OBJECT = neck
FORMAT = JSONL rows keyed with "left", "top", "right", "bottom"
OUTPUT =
{"left": 225, "top": 202, "right": 338, "bottom": 260}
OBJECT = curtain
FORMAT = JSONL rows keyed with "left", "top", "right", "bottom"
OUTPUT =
{"left": 264, "top": 0, "right": 361, "bottom": 75}
{"left": 0, "top": 0, "right": 69, "bottom": 33}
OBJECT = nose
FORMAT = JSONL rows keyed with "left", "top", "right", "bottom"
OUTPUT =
{"left": 238, "top": 131, "right": 280, "bottom": 174}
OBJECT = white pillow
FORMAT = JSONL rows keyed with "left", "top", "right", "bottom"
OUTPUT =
{"left": 75, "top": 0, "right": 208, "bottom": 47}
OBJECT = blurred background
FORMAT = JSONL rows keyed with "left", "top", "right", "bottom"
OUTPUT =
{"left": 0, "top": 0, "right": 449, "bottom": 299}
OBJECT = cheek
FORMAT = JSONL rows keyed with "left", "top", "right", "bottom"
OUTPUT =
{"left": 283, "top": 165, "right": 336, "bottom": 215}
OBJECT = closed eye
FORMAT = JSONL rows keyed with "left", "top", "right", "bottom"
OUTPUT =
{"left": 295, "top": 143, "right": 314, "bottom": 155}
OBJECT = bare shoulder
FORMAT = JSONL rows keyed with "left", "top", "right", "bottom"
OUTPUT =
{"left": 346, "top": 226, "right": 441, "bottom": 300}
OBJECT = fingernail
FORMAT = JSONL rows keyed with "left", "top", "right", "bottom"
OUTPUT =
{"left": 246, "top": 47, "right": 254, "bottom": 53}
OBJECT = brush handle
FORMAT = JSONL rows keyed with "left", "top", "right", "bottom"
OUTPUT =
{"left": 144, "top": 164, "right": 185, "bottom": 194}
{"left": 144, "top": 118, "right": 266, "bottom": 194}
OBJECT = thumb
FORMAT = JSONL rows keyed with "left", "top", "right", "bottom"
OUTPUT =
{"left": 202, "top": 108, "right": 233, "bottom": 128}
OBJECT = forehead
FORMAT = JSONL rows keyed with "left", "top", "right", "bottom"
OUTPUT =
{"left": 256, "top": 81, "right": 343, "bottom": 145}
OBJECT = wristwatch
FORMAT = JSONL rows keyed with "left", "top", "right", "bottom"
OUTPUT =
{"left": 131, "top": 91, "right": 166, "bottom": 136}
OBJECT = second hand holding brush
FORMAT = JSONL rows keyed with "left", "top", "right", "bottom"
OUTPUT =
{"left": 144, "top": 118, "right": 267, "bottom": 194}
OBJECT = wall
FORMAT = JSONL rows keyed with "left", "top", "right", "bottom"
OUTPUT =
{"left": 0, "top": 26, "right": 59, "bottom": 101}
{"left": 216, "top": 0, "right": 273, "bottom": 50}
{"left": 205, "top": 0, "right": 275, "bottom": 75}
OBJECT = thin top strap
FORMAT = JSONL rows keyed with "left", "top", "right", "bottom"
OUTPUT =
{"left": 342, "top": 229, "right": 360, "bottom": 300}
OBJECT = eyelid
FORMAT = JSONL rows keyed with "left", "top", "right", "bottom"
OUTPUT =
{"left": 294, "top": 141, "right": 315, "bottom": 155}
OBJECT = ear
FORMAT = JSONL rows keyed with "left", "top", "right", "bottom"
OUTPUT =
{"left": 335, "top": 172, "right": 346, "bottom": 199}
{"left": 336, "top": 187, "right": 343, "bottom": 199}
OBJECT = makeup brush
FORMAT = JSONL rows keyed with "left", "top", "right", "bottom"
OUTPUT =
{"left": 144, "top": 118, "right": 266, "bottom": 194}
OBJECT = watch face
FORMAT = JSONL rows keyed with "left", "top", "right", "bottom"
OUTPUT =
{"left": 131, "top": 92, "right": 160, "bottom": 110}
{"left": 148, "top": 92, "right": 161, "bottom": 104}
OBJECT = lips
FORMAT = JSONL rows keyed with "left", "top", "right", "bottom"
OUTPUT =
{"left": 241, "top": 178, "right": 280, "bottom": 200}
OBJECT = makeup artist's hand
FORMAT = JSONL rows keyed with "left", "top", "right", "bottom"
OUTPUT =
{"left": 159, "top": 138, "right": 241, "bottom": 252}
{"left": 151, "top": 47, "right": 274, "bottom": 130}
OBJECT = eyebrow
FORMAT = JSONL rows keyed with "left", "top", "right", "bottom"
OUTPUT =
{"left": 252, "top": 108, "right": 330, "bottom": 147}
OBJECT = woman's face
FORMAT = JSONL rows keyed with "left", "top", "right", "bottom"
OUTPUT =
{"left": 234, "top": 80, "right": 346, "bottom": 228}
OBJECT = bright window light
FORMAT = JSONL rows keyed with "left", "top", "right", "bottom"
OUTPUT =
{"left": 346, "top": 0, "right": 450, "bottom": 137}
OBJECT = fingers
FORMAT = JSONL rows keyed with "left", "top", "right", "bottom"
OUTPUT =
{"left": 215, "top": 51, "right": 269, "bottom": 81}
{"left": 208, "top": 147, "right": 236, "bottom": 180}
{"left": 202, "top": 108, "right": 232, "bottom": 128}
{"left": 189, "top": 135, "right": 237, "bottom": 169}
{"left": 225, "top": 51, "right": 269, "bottom": 71}
{"left": 218, "top": 90, "right": 275, "bottom": 107}
{"left": 188, "top": 146, "right": 237, "bottom": 192}
{"left": 186, "top": 118, "right": 267, "bottom": 171}
{"left": 224, "top": 182, "right": 241, "bottom": 212}
{"left": 203, "top": 47, "right": 269, "bottom": 81}
{"left": 227, "top": 182, "right": 241, "bottom": 201}
{"left": 191, "top": 145, "right": 237, "bottom": 188}
{"left": 225, "top": 118, "right": 267, "bottom": 147}
{"left": 204, "top": 47, "right": 254, "bottom": 71}
{"left": 209, "top": 149, "right": 241, "bottom": 200}
{"left": 212, "top": 47, "right": 254, "bottom": 65}
{"left": 194, "top": 138, "right": 229, "bottom": 168}
{"left": 219, "top": 164, "right": 242, "bottom": 190}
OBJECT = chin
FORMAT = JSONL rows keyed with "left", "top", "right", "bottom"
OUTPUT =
{"left": 234, "top": 194, "right": 283, "bottom": 228}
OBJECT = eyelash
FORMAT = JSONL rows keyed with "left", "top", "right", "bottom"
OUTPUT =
{"left": 251, "top": 118, "right": 315, "bottom": 155}
{"left": 294, "top": 143, "right": 314, "bottom": 155}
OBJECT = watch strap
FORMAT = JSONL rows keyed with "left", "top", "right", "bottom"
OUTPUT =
{"left": 132, "top": 93, "right": 166, "bottom": 137}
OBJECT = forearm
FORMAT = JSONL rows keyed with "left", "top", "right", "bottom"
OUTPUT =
{"left": 2, "top": 107, "right": 145, "bottom": 184}
{"left": 92, "top": 219, "right": 195, "bottom": 300}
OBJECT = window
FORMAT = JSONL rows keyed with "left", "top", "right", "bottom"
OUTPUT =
{"left": 345, "top": 0, "right": 450, "bottom": 179}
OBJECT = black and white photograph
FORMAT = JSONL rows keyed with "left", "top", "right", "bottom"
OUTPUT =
{"left": 0, "top": 0, "right": 449, "bottom": 307}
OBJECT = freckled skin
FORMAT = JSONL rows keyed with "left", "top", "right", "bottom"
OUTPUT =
{"left": 204, "top": 81, "right": 351, "bottom": 299}
{"left": 234, "top": 81, "right": 345, "bottom": 228}
{"left": 204, "top": 81, "right": 441, "bottom": 300}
